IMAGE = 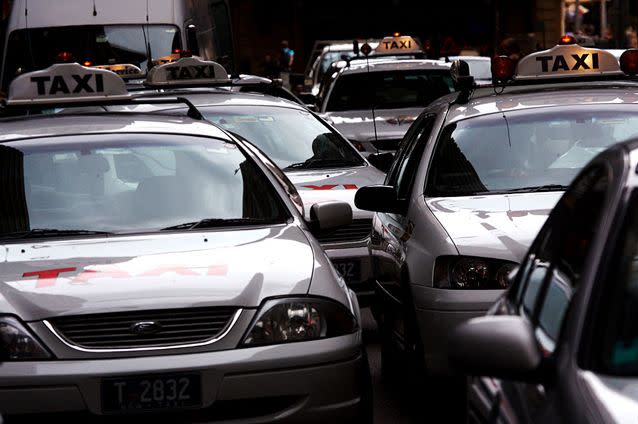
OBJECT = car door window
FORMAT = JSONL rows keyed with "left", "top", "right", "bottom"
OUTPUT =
{"left": 517, "top": 165, "right": 610, "bottom": 353}
{"left": 386, "top": 114, "right": 436, "bottom": 200}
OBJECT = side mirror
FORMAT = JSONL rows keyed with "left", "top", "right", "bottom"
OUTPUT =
{"left": 355, "top": 185, "right": 407, "bottom": 214}
{"left": 448, "top": 316, "right": 542, "bottom": 381}
{"left": 367, "top": 152, "right": 394, "bottom": 173}
{"left": 310, "top": 201, "right": 352, "bottom": 231}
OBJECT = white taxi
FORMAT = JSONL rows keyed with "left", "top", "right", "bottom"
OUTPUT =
{"left": 319, "top": 38, "right": 454, "bottom": 158}
{"left": 104, "top": 57, "right": 386, "bottom": 304}
{"left": 0, "top": 64, "right": 372, "bottom": 421}
{"left": 354, "top": 39, "right": 638, "bottom": 388}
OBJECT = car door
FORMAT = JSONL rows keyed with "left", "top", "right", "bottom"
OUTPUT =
{"left": 370, "top": 113, "right": 437, "bottom": 334}
{"left": 469, "top": 163, "right": 613, "bottom": 424}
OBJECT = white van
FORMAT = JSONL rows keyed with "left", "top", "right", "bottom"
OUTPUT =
{"left": 0, "top": 0, "right": 234, "bottom": 92}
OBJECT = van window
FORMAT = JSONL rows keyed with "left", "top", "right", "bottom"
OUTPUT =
{"left": 2, "top": 24, "right": 181, "bottom": 90}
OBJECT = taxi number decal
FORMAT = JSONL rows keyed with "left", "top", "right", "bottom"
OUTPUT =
{"left": 30, "top": 74, "right": 105, "bottom": 95}
{"left": 165, "top": 65, "right": 219, "bottom": 81}
{"left": 303, "top": 184, "right": 358, "bottom": 190}
{"left": 535, "top": 53, "right": 599, "bottom": 72}
{"left": 382, "top": 40, "right": 413, "bottom": 50}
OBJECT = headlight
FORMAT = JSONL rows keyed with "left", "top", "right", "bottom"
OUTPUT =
{"left": 434, "top": 256, "right": 518, "bottom": 290}
{"left": 241, "top": 297, "right": 358, "bottom": 346}
{"left": 0, "top": 316, "right": 51, "bottom": 360}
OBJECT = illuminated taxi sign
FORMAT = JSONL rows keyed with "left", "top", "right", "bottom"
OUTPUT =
{"left": 515, "top": 44, "right": 622, "bottom": 80}
{"left": 6, "top": 63, "right": 130, "bottom": 106}
{"left": 145, "top": 57, "right": 230, "bottom": 87}
{"left": 375, "top": 35, "right": 422, "bottom": 54}
{"left": 92, "top": 64, "right": 145, "bottom": 79}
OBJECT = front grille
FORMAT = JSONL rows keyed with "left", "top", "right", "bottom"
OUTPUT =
{"left": 371, "top": 138, "right": 402, "bottom": 151}
{"left": 50, "top": 306, "right": 237, "bottom": 349}
{"left": 316, "top": 218, "right": 372, "bottom": 244}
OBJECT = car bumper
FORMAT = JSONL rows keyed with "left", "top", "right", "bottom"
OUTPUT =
{"left": 323, "top": 244, "right": 375, "bottom": 305}
{"left": 412, "top": 286, "right": 504, "bottom": 376}
{"left": 0, "top": 333, "right": 369, "bottom": 422}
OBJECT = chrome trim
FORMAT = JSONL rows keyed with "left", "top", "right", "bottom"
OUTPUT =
{"left": 43, "top": 308, "right": 243, "bottom": 353}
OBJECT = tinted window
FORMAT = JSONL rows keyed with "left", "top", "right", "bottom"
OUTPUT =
{"left": 537, "top": 271, "right": 572, "bottom": 341}
{"left": 326, "top": 70, "right": 453, "bottom": 112}
{"left": 0, "top": 134, "right": 289, "bottom": 236}
{"left": 523, "top": 265, "right": 549, "bottom": 315}
{"left": 3, "top": 25, "right": 181, "bottom": 89}
{"left": 427, "top": 107, "right": 638, "bottom": 196}
{"left": 395, "top": 117, "right": 435, "bottom": 199}
{"left": 201, "top": 106, "right": 364, "bottom": 170}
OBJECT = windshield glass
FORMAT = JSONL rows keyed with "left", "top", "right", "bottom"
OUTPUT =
{"left": 2, "top": 24, "right": 181, "bottom": 90}
{"left": 427, "top": 107, "right": 638, "bottom": 196}
{"left": 201, "top": 106, "right": 364, "bottom": 170}
{"left": 326, "top": 70, "right": 454, "bottom": 112}
{"left": 0, "top": 133, "right": 289, "bottom": 237}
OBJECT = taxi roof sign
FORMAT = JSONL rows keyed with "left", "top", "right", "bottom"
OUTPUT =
{"left": 515, "top": 44, "right": 622, "bottom": 80}
{"left": 6, "top": 63, "right": 131, "bottom": 106}
{"left": 145, "top": 57, "right": 230, "bottom": 87}
{"left": 375, "top": 35, "right": 422, "bottom": 54}
{"left": 92, "top": 64, "right": 145, "bottom": 79}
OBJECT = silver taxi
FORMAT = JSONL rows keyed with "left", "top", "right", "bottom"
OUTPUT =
{"left": 0, "top": 64, "right": 371, "bottom": 421}
{"left": 354, "top": 41, "right": 638, "bottom": 385}
{"left": 320, "top": 58, "right": 454, "bottom": 157}
{"left": 113, "top": 57, "right": 386, "bottom": 303}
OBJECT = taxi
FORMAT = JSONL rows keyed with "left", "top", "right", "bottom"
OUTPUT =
{"left": 319, "top": 36, "right": 453, "bottom": 158}
{"left": 354, "top": 39, "right": 638, "bottom": 385}
{"left": 449, "top": 137, "right": 638, "bottom": 423}
{"left": 0, "top": 64, "right": 371, "bottom": 421}
{"left": 108, "top": 57, "right": 386, "bottom": 303}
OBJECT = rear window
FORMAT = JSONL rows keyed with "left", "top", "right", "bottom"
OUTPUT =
{"left": 326, "top": 69, "right": 454, "bottom": 112}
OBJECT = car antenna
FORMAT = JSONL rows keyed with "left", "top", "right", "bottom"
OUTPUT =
{"left": 143, "top": 0, "right": 153, "bottom": 72}
{"left": 359, "top": 41, "right": 379, "bottom": 151}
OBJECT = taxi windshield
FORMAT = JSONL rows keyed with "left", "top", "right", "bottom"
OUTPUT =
{"left": 2, "top": 24, "right": 181, "bottom": 90}
{"left": 326, "top": 69, "right": 454, "bottom": 112}
{"left": 200, "top": 105, "right": 365, "bottom": 170}
{"left": 427, "top": 106, "right": 638, "bottom": 196}
{"left": 0, "top": 133, "right": 289, "bottom": 237}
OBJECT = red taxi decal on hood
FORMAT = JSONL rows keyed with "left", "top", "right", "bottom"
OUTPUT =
{"left": 23, "top": 267, "right": 77, "bottom": 288}
{"left": 20, "top": 264, "right": 229, "bottom": 288}
{"left": 302, "top": 184, "right": 358, "bottom": 190}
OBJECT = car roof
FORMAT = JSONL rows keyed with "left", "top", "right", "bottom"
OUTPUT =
{"left": 0, "top": 113, "right": 230, "bottom": 142}
{"left": 436, "top": 81, "right": 638, "bottom": 124}
{"left": 125, "top": 89, "right": 307, "bottom": 111}
{"left": 339, "top": 59, "right": 451, "bottom": 75}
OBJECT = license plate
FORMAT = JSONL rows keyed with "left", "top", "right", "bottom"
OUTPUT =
{"left": 333, "top": 259, "right": 361, "bottom": 282}
{"left": 101, "top": 373, "right": 202, "bottom": 413}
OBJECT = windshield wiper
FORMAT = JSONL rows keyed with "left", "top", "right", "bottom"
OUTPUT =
{"left": 504, "top": 184, "right": 569, "bottom": 193}
{"left": 2, "top": 228, "right": 114, "bottom": 240}
{"left": 161, "top": 218, "right": 280, "bottom": 231}
{"left": 284, "top": 158, "right": 358, "bottom": 170}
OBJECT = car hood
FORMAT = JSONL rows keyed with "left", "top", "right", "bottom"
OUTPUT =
{"left": 581, "top": 371, "right": 638, "bottom": 422}
{"left": 0, "top": 225, "right": 314, "bottom": 320}
{"left": 426, "top": 192, "right": 562, "bottom": 262}
{"left": 286, "top": 166, "right": 385, "bottom": 220}
{"left": 323, "top": 108, "right": 422, "bottom": 142}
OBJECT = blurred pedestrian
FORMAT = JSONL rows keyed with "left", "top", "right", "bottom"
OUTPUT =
{"left": 278, "top": 40, "right": 295, "bottom": 74}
